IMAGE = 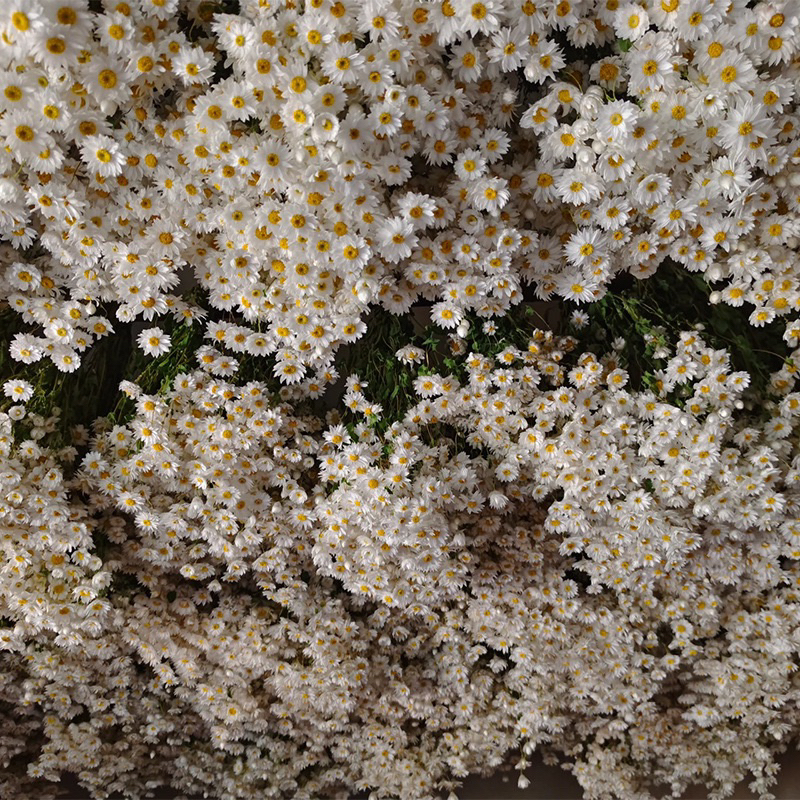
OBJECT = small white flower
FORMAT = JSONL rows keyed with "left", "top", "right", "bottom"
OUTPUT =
{"left": 3, "top": 379, "right": 33, "bottom": 401}
{"left": 469, "top": 176, "right": 510, "bottom": 216}
{"left": 8, "top": 405, "right": 26, "bottom": 420}
{"left": 137, "top": 327, "right": 171, "bottom": 357}
{"left": 488, "top": 490, "right": 508, "bottom": 509}
{"left": 614, "top": 3, "right": 650, "bottom": 40}
{"left": 570, "top": 310, "right": 590, "bottom": 328}
{"left": 119, "top": 380, "right": 141, "bottom": 399}
{"left": 454, "top": 149, "right": 487, "bottom": 182}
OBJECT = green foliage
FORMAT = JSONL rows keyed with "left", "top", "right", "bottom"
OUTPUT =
{"left": 337, "top": 304, "right": 554, "bottom": 438}
{"left": 0, "top": 291, "right": 218, "bottom": 442}
{"left": 338, "top": 310, "right": 419, "bottom": 431}
{"left": 448, "top": 304, "right": 554, "bottom": 377}
{"left": 0, "top": 305, "right": 131, "bottom": 448}
{"left": 566, "top": 262, "right": 788, "bottom": 403}
{"left": 104, "top": 318, "right": 206, "bottom": 428}
{"left": 0, "top": 260, "right": 791, "bottom": 453}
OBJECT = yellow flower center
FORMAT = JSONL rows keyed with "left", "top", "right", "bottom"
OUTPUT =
{"left": 57, "top": 7, "right": 77, "bottom": 24}
{"left": 11, "top": 12, "right": 29, "bottom": 31}
{"left": 15, "top": 125, "right": 34, "bottom": 142}
{"left": 98, "top": 69, "right": 118, "bottom": 88}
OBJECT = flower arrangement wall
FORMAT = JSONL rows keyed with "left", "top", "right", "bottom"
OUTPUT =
{"left": 1, "top": 0, "right": 800, "bottom": 799}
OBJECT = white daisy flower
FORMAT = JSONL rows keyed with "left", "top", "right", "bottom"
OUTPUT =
{"left": 3, "top": 379, "right": 33, "bottom": 401}
{"left": 137, "top": 327, "right": 172, "bottom": 357}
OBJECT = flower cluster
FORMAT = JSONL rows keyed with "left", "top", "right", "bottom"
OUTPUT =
{"left": 2, "top": 0, "right": 800, "bottom": 798}
{"left": 1, "top": 0, "right": 799, "bottom": 389}
{"left": 1, "top": 326, "right": 799, "bottom": 799}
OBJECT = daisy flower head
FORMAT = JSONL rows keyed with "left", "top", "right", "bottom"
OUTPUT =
{"left": 337, "top": 234, "right": 370, "bottom": 271}
{"left": 173, "top": 46, "right": 216, "bottom": 86}
{"left": 596, "top": 196, "right": 632, "bottom": 230}
{"left": 749, "top": 306, "right": 776, "bottom": 327}
{"left": 525, "top": 40, "right": 567, "bottom": 84}
{"left": 2, "top": 0, "right": 43, "bottom": 46}
{"left": 53, "top": 346, "right": 81, "bottom": 373}
{"left": 710, "top": 155, "right": 752, "bottom": 200}
{"left": 80, "top": 135, "right": 125, "bottom": 177}
{"left": 370, "top": 103, "right": 402, "bottom": 137}
{"left": 626, "top": 31, "right": 679, "bottom": 95}
{"left": 557, "top": 276, "right": 599, "bottom": 303}
{"left": 545, "top": 123, "right": 583, "bottom": 160}
{"left": 96, "top": 11, "right": 134, "bottom": 55}
{"left": 83, "top": 56, "right": 130, "bottom": 113}
{"left": 706, "top": 50, "right": 758, "bottom": 95}
{"left": 673, "top": 0, "right": 725, "bottom": 42}
{"left": 395, "top": 345, "right": 424, "bottom": 366}
{"left": 320, "top": 42, "right": 364, "bottom": 84}
{"left": 596, "top": 100, "right": 640, "bottom": 144}
{"left": 256, "top": 140, "right": 292, "bottom": 190}
{"left": 555, "top": 168, "right": 604, "bottom": 205}
{"left": 139, "top": 0, "right": 179, "bottom": 21}
{"left": 1, "top": 111, "right": 52, "bottom": 163}
{"left": 44, "top": 0, "right": 92, "bottom": 40}
{"left": 470, "top": 176, "right": 510, "bottom": 215}
{"left": 220, "top": 79, "right": 257, "bottom": 121}
{"left": 720, "top": 95, "right": 777, "bottom": 162}
{"left": 756, "top": 3, "right": 798, "bottom": 65}
{"left": 3, "top": 379, "right": 33, "bottom": 402}
{"left": 137, "top": 327, "right": 172, "bottom": 357}
{"left": 7, "top": 405, "right": 25, "bottom": 421}
{"left": 396, "top": 192, "right": 437, "bottom": 228}
{"left": 614, "top": 3, "right": 650, "bottom": 41}
{"left": 479, "top": 128, "right": 511, "bottom": 163}
{"left": 589, "top": 56, "right": 626, "bottom": 92}
{"left": 634, "top": 172, "right": 672, "bottom": 205}
{"left": 29, "top": 21, "right": 84, "bottom": 72}
{"left": 456, "top": 0, "right": 502, "bottom": 36}
{"left": 431, "top": 301, "right": 462, "bottom": 329}
{"left": 487, "top": 27, "right": 530, "bottom": 72}
{"left": 377, "top": 218, "right": 417, "bottom": 263}
{"left": 9, "top": 333, "right": 43, "bottom": 364}
{"left": 520, "top": 96, "right": 560, "bottom": 132}
{"left": 564, "top": 228, "right": 608, "bottom": 268}
{"left": 570, "top": 309, "right": 590, "bottom": 328}
{"left": 454, "top": 149, "right": 488, "bottom": 182}
{"left": 357, "top": 5, "right": 402, "bottom": 40}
